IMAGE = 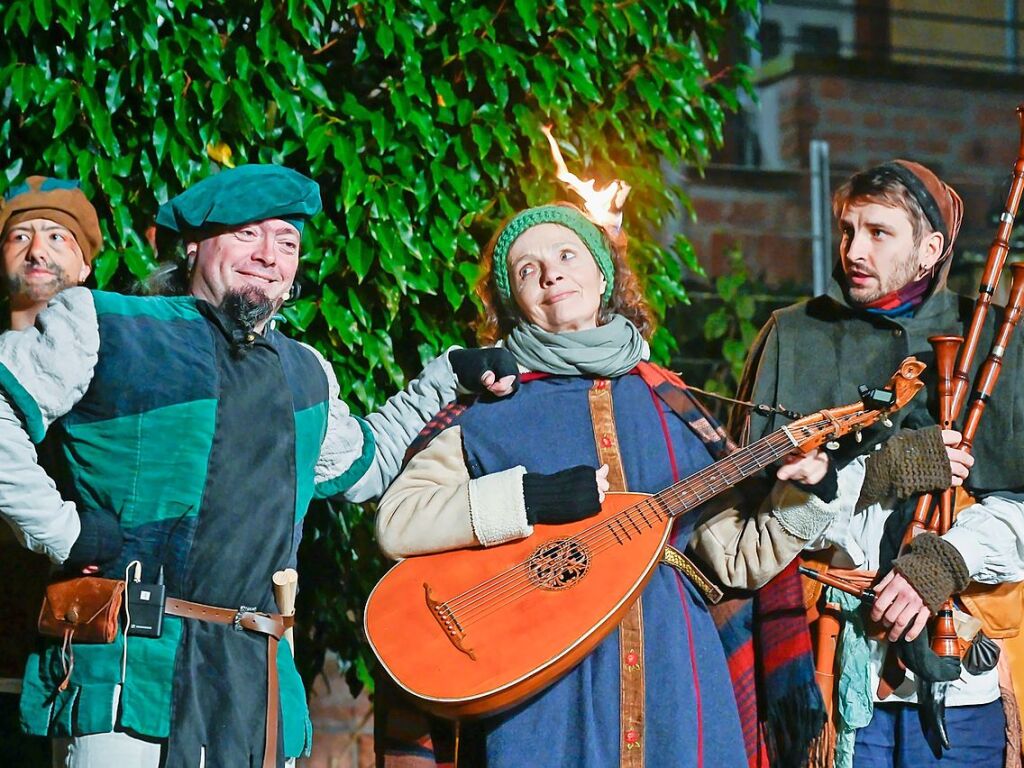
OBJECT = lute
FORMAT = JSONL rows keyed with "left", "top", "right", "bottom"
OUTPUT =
{"left": 365, "top": 357, "right": 925, "bottom": 719}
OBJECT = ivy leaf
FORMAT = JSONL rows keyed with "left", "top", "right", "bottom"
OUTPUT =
{"left": 376, "top": 24, "right": 395, "bottom": 57}
{"left": 33, "top": 0, "right": 53, "bottom": 27}
{"left": 280, "top": 297, "right": 319, "bottom": 332}
{"left": 514, "top": 0, "right": 539, "bottom": 33}
{"left": 347, "top": 237, "right": 374, "bottom": 281}
{"left": 704, "top": 309, "right": 729, "bottom": 340}
{"left": 53, "top": 88, "right": 76, "bottom": 138}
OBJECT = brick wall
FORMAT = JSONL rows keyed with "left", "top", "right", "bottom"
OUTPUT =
{"left": 679, "top": 56, "right": 1024, "bottom": 289}
{"left": 677, "top": 167, "right": 812, "bottom": 287}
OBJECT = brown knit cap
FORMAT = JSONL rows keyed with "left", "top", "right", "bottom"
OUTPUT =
{"left": 0, "top": 176, "right": 102, "bottom": 264}
{"left": 891, "top": 159, "right": 964, "bottom": 262}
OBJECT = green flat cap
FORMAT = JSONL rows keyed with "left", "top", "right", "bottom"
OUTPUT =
{"left": 156, "top": 164, "right": 322, "bottom": 235}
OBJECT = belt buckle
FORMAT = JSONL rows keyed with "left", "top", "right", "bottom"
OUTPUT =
{"left": 233, "top": 605, "right": 258, "bottom": 631}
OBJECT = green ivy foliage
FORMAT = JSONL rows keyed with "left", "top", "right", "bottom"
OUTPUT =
{"left": 701, "top": 246, "right": 759, "bottom": 394}
{"left": 1, "top": 0, "right": 756, "bottom": 693}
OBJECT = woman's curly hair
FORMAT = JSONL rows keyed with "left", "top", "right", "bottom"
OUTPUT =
{"left": 474, "top": 202, "right": 654, "bottom": 345}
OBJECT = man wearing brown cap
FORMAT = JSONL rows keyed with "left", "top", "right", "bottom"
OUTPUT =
{"left": 1, "top": 176, "right": 100, "bottom": 330}
{"left": 726, "top": 160, "right": 1024, "bottom": 766}
{"left": 0, "top": 177, "right": 100, "bottom": 766}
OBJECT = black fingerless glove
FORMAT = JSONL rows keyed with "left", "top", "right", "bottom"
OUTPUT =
{"left": 858, "top": 426, "right": 950, "bottom": 507}
{"left": 523, "top": 466, "right": 602, "bottom": 525}
{"left": 891, "top": 532, "right": 970, "bottom": 613}
{"left": 65, "top": 508, "right": 124, "bottom": 570}
{"left": 449, "top": 348, "right": 519, "bottom": 395}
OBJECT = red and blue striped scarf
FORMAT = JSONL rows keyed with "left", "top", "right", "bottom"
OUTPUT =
{"left": 859, "top": 274, "right": 931, "bottom": 318}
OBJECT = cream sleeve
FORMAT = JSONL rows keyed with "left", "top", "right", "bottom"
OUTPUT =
{"left": 688, "top": 480, "right": 843, "bottom": 589}
{"left": 376, "top": 426, "right": 532, "bottom": 560}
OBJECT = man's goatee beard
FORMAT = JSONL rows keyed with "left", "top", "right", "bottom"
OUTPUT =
{"left": 223, "top": 287, "right": 275, "bottom": 331}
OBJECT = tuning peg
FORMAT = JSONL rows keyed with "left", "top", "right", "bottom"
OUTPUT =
{"left": 854, "top": 430, "right": 863, "bottom": 443}
{"left": 882, "top": 417, "right": 893, "bottom": 428}
{"left": 826, "top": 440, "right": 840, "bottom": 450}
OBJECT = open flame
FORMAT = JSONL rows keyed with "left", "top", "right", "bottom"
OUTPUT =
{"left": 541, "top": 125, "right": 631, "bottom": 231}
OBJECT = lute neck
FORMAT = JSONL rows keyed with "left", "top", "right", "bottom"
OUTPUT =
{"left": 653, "top": 428, "right": 798, "bottom": 519}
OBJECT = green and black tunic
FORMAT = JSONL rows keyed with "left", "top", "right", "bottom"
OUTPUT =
{"left": 0, "top": 288, "right": 457, "bottom": 766}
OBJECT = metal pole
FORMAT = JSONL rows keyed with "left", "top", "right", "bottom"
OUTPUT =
{"left": 1007, "top": 0, "right": 1020, "bottom": 73}
{"left": 810, "top": 139, "right": 832, "bottom": 296}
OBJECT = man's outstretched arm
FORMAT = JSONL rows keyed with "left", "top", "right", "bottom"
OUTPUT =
{"left": 311, "top": 346, "right": 518, "bottom": 503}
{"left": 0, "top": 287, "right": 99, "bottom": 562}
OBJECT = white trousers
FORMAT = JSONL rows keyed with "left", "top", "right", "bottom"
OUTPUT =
{"left": 54, "top": 731, "right": 161, "bottom": 768}
{"left": 54, "top": 733, "right": 298, "bottom": 767}
{"left": 51, "top": 684, "right": 296, "bottom": 767}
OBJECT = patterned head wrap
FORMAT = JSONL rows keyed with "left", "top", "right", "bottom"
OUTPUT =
{"left": 867, "top": 160, "right": 964, "bottom": 261}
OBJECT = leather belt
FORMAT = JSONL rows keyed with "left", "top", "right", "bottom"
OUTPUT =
{"left": 165, "top": 597, "right": 295, "bottom": 768}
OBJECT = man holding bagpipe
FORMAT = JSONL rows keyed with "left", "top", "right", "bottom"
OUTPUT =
{"left": 732, "top": 152, "right": 1024, "bottom": 767}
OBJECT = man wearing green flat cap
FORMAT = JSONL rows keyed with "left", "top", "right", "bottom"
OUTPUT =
{"left": 0, "top": 164, "right": 517, "bottom": 768}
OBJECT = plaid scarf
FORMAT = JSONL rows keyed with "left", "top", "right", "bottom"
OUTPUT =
{"left": 710, "top": 559, "right": 824, "bottom": 768}
{"left": 858, "top": 274, "right": 931, "bottom": 318}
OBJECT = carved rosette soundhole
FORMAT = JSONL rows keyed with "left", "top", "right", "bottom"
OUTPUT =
{"left": 528, "top": 538, "right": 590, "bottom": 590}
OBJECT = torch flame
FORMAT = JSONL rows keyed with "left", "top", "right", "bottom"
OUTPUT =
{"left": 541, "top": 125, "right": 631, "bottom": 231}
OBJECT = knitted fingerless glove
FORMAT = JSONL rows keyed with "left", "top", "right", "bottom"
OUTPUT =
{"left": 523, "top": 466, "right": 602, "bottom": 525}
{"left": 789, "top": 456, "right": 839, "bottom": 503}
{"left": 449, "top": 348, "right": 519, "bottom": 395}
{"left": 858, "top": 426, "right": 950, "bottom": 508}
{"left": 892, "top": 532, "right": 970, "bottom": 613}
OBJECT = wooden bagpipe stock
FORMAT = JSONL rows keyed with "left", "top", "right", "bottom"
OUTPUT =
{"left": 900, "top": 104, "right": 1024, "bottom": 672}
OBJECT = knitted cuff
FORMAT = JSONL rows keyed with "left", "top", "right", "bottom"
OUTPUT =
{"left": 892, "top": 532, "right": 970, "bottom": 613}
{"left": 858, "top": 426, "right": 949, "bottom": 507}
{"left": 65, "top": 509, "right": 123, "bottom": 569}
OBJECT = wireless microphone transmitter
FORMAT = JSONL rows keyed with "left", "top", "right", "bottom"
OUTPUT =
{"left": 126, "top": 567, "right": 166, "bottom": 639}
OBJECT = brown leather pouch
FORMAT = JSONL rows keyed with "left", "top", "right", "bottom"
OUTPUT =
{"left": 38, "top": 576, "right": 124, "bottom": 644}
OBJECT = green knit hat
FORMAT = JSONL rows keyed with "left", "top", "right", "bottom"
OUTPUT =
{"left": 492, "top": 204, "right": 615, "bottom": 306}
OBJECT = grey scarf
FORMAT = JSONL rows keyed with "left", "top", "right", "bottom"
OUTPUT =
{"left": 504, "top": 315, "right": 649, "bottom": 377}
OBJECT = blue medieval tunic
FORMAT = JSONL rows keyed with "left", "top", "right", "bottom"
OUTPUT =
{"left": 448, "top": 373, "right": 746, "bottom": 767}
